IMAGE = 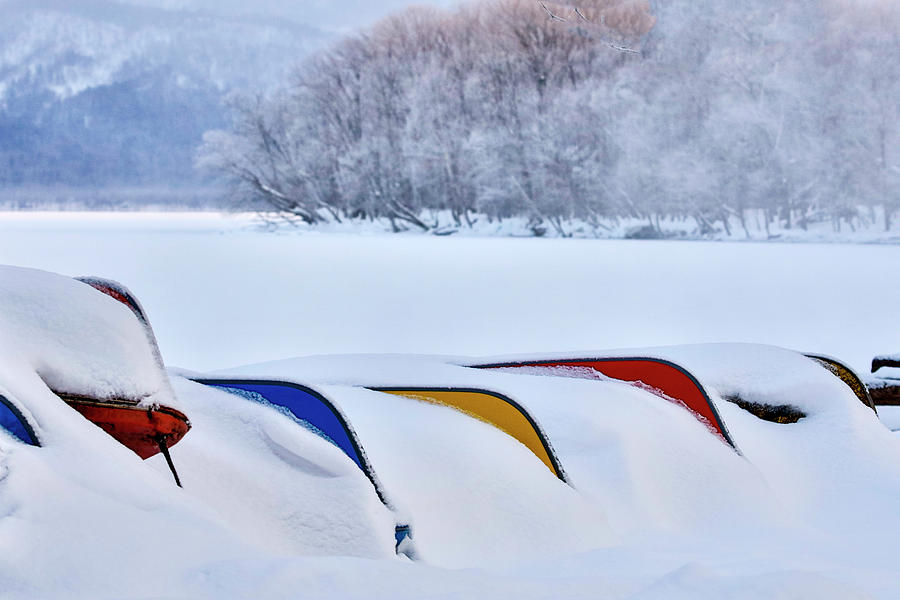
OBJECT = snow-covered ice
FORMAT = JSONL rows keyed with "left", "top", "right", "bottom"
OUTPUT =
{"left": 0, "top": 212, "right": 898, "bottom": 373}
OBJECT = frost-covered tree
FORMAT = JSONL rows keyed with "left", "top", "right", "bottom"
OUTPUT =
{"left": 199, "top": 0, "right": 900, "bottom": 235}
{"left": 820, "top": 0, "right": 900, "bottom": 231}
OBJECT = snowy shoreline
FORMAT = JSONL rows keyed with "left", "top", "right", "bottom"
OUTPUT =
{"left": 1, "top": 210, "right": 898, "bottom": 244}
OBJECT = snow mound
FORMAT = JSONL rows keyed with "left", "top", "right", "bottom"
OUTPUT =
{"left": 0, "top": 267, "right": 402, "bottom": 597}
{"left": 318, "top": 384, "right": 613, "bottom": 568}
{"left": 147, "top": 378, "right": 398, "bottom": 558}
{"left": 0, "top": 265, "right": 176, "bottom": 410}
{"left": 228, "top": 349, "right": 900, "bottom": 574}
{"left": 2, "top": 279, "right": 900, "bottom": 600}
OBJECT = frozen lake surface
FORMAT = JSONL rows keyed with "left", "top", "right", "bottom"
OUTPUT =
{"left": 1, "top": 211, "right": 896, "bottom": 373}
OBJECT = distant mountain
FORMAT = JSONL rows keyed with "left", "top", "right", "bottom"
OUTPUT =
{"left": 111, "top": 0, "right": 459, "bottom": 32}
{"left": 0, "top": 0, "right": 332, "bottom": 192}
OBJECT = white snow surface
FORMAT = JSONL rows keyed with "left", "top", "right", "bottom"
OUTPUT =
{"left": 1, "top": 214, "right": 900, "bottom": 598}
{"left": 152, "top": 378, "right": 399, "bottom": 559}
{"left": 878, "top": 406, "right": 900, "bottom": 431}
{"left": 1, "top": 212, "right": 898, "bottom": 373}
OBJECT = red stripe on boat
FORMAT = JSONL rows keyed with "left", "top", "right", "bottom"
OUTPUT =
{"left": 480, "top": 358, "right": 732, "bottom": 446}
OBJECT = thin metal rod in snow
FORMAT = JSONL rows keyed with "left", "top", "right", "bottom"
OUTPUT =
{"left": 156, "top": 436, "right": 183, "bottom": 488}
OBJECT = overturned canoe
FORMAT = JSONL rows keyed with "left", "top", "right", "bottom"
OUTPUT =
{"left": 873, "top": 355, "right": 900, "bottom": 373}
{"left": 0, "top": 392, "right": 39, "bottom": 446}
{"left": 372, "top": 387, "right": 569, "bottom": 483}
{"left": 868, "top": 379, "right": 900, "bottom": 407}
{"left": 472, "top": 357, "right": 736, "bottom": 450}
{"left": 70, "top": 275, "right": 189, "bottom": 477}
{"left": 191, "top": 377, "right": 413, "bottom": 551}
{"left": 59, "top": 395, "right": 190, "bottom": 460}
{"left": 868, "top": 354, "right": 900, "bottom": 407}
{"left": 804, "top": 354, "right": 877, "bottom": 412}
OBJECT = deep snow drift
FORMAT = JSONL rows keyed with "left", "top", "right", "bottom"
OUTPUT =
{"left": 0, "top": 267, "right": 400, "bottom": 597}
{"left": 175, "top": 347, "right": 900, "bottom": 597}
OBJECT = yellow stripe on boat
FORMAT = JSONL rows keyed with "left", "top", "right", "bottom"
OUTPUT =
{"left": 377, "top": 388, "right": 566, "bottom": 481}
{"left": 806, "top": 354, "right": 877, "bottom": 412}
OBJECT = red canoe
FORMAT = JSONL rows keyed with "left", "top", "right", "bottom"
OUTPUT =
{"left": 474, "top": 357, "right": 736, "bottom": 449}
{"left": 60, "top": 395, "right": 190, "bottom": 459}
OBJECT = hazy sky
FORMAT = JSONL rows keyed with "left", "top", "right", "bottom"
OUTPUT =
{"left": 118, "top": 0, "right": 460, "bottom": 30}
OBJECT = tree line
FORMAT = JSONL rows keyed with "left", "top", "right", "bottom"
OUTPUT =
{"left": 199, "top": 0, "right": 900, "bottom": 236}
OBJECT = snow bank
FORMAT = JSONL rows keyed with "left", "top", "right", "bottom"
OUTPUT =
{"left": 652, "top": 345, "right": 900, "bottom": 538}
{"left": 877, "top": 406, "right": 900, "bottom": 431}
{"left": 460, "top": 345, "right": 900, "bottom": 566}
{"left": 0, "top": 267, "right": 401, "bottom": 598}
{"left": 226, "top": 348, "right": 900, "bottom": 598}
{"left": 317, "top": 384, "right": 612, "bottom": 568}
{"left": 3, "top": 261, "right": 900, "bottom": 598}
{"left": 147, "top": 378, "right": 398, "bottom": 558}
{"left": 2, "top": 332, "right": 900, "bottom": 596}
{"left": 0, "top": 266, "right": 238, "bottom": 597}
{"left": 218, "top": 353, "right": 792, "bottom": 539}
{"left": 211, "top": 359, "right": 615, "bottom": 566}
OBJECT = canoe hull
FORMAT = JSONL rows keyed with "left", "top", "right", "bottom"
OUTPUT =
{"left": 63, "top": 397, "right": 190, "bottom": 459}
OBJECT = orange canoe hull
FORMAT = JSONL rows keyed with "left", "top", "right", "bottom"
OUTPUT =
{"left": 64, "top": 398, "right": 190, "bottom": 459}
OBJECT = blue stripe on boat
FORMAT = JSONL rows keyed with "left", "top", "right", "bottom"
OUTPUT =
{"left": 0, "top": 394, "right": 38, "bottom": 446}
{"left": 200, "top": 381, "right": 364, "bottom": 471}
